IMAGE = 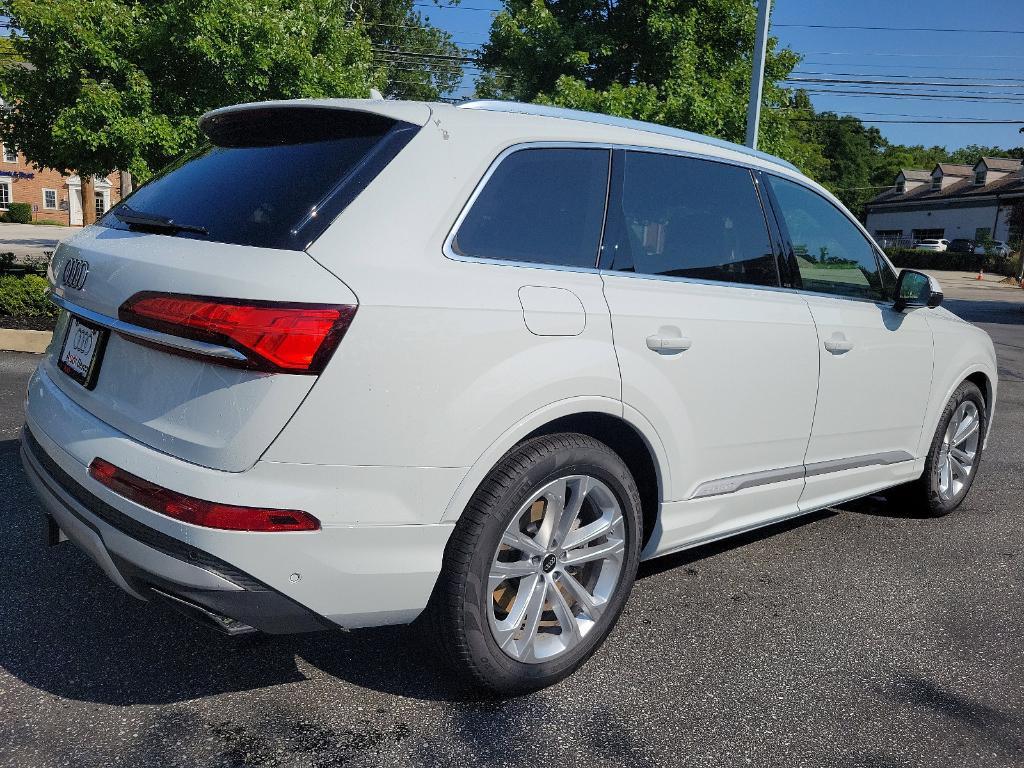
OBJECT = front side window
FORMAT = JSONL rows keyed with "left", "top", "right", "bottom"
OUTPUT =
{"left": 603, "top": 151, "right": 778, "bottom": 287}
{"left": 43, "top": 189, "right": 57, "bottom": 209}
{"left": 0, "top": 182, "right": 9, "bottom": 209}
{"left": 451, "top": 148, "right": 610, "bottom": 269}
{"left": 766, "top": 175, "right": 885, "bottom": 302}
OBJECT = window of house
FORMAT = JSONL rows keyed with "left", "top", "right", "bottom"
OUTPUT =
{"left": 451, "top": 148, "right": 610, "bottom": 269}
{"left": 2, "top": 145, "right": 16, "bottom": 163}
{"left": 974, "top": 171, "right": 986, "bottom": 186}
{"left": 931, "top": 177, "right": 941, "bottom": 191}
{"left": 766, "top": 175, "right": 887, "bottom": 302}
{"left": 95, "top": 192, "right": 107, "bottom": 217}
{"left": 0, "top": 181, "right": 10, "bottom": 209}
{"left": 912, "top": 228, "right": 945, "bottom": 242}
{"left": 42, "top": 189, "right": 57, "bottom": 209}
{"left": 895, "top": 181, "right": 905, "bottom": 194}
{"left": 601, "top": 151, "right": 778, "bottom": 287}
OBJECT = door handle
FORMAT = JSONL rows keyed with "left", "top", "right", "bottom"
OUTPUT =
{"left": 823, "top": 336, "right": 854, "bottom": 354}
{"left": 646, "top": 334, "right": 692, "bottom": 353}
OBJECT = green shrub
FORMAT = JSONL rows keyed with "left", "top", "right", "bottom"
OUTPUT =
{"left": 0, "top": 274, "right": 56, "bottom": 320}
{"left": 4, "top": 202, "right": 33, "bottom": 224}
{"left": 886, "top": 247, "right": 1022, "bottom": 277}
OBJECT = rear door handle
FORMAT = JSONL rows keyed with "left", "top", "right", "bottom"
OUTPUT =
{"left": 646, "top": 335, "right": 692, "bottom": 353}
{"left": 823, "top": 336, "right": 854, "bottom": 354}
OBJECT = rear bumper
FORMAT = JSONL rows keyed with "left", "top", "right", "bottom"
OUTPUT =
{"left": 23, "top": 428, "right": 327, "bottom": 634}
{"left": 21, "top": 366, "right": 458, "bottom": 631}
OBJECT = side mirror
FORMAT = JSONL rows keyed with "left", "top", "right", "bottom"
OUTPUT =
{"left": 894, "top": 269, "right": 943, "bottom": 312}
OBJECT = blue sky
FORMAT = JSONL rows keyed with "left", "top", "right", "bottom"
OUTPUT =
{"left": 417, "top": 0, "right": 1024, "bottom": 151}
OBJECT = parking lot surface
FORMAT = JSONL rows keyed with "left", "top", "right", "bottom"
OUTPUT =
{"left": 1, "top": 297, "right": 1022, "bottom": 768}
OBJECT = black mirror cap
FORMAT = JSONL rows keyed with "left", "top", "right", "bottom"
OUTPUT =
{"left": 927, "top": 290, "right": 944, "bottom": 309}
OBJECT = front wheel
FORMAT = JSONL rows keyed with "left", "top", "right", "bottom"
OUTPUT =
{"left": 425, "top": 433, "right": 643, "bottom": 694}
{"left": 900, "top": 380, "right": 987, "bottom": 517}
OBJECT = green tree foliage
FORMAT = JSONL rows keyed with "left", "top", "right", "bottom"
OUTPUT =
{"left": 477, "top": 0, "right": 811, "bottom": 165}
{"left": 0, "top": 0, "right": 460, "bottom": 181}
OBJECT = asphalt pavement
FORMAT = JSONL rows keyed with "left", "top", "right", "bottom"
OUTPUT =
{"left": 1, "top": 298, "right": 1022, "bottom": 768}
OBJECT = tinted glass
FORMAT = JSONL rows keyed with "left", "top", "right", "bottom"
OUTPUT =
{"left": 451, "top": 148, "right": 609, "bottom": 268}
{"left": 604, "top": 152, "right": 778, "bottom": 287}
{"left": 99, "top": 109, "right": 408, "bottom": 250}
{"left": 767, "top": 176, "right": 885, "bottom": 301}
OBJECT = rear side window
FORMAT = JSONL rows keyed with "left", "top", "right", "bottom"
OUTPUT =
{"left": 602, "top": 151, "right": 779, "bottom": 287}
{"left": 100, "top": 108, "right": 418, "bottom": 251}
{"left": 766, "top": 175, "right": 886, "bottom": 302}
{"left": 451, "top": 148, "right": 610, "bottom": 269}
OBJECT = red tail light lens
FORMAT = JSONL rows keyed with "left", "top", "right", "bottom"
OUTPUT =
{"left": 119, "top": 292, "right": 356, "bottom": 373}
{"left": 89, "top": 458, "right": 320, "bottom": 532}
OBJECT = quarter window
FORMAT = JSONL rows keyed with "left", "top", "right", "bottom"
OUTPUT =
{"left": 766, "top": 175, "right": 886, "bottom": 302}
{"left": 43, "top": 189, "right": 57, "bottom": 209}
{"left": 603, "top": 151, "right": 778, "bottom": 287}
{"left": 451, "top": 148, "right": 610, "bottom": 269}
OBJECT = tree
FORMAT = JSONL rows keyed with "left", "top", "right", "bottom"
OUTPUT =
{"left": 0, "top": 0, "right": 461, "bottom": 215}
{"left": 476, "top": 0, "right": 808, "bottom": 166}
{"left": 363, "top": 0, "right": 464, "bottom": 100}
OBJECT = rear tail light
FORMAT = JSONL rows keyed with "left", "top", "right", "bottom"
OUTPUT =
{"left": 118, "top": 292, "right": 356, "bottom": 373}
{"left": 89, "top": 458, "right": 320, "bottom": 532}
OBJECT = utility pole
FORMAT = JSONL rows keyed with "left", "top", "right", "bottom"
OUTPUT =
{"left": 745, "top": 0, "right": 772, "bottom": 149}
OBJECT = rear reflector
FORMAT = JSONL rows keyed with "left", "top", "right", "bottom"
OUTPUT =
{"left": 88, "top": 458, "right": 320, "bottom": 532}
{"left": 119, "top": 292, "right": 356, "bottom": 373}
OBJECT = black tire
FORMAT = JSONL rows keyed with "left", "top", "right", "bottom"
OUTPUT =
{"left": 425, "top": 432, "right": 643, "bottom": 695}
{"left": 896, "top": 380, "right": 987, "bottom": 517}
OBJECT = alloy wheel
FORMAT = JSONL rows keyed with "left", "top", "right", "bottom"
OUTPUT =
{"left": 938, "top": 400, "right": 981, "bottom": 502}
{"left": 487, "top": 475, "right": 626, "bottom": 663}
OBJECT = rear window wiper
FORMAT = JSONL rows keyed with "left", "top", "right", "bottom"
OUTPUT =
{"left": 113, "top": 206, "right": 209, "bottom": 236}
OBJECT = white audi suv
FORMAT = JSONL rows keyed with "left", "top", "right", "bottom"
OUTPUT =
{"left": 21, "top": 99, "right": 997, "bottom": 694}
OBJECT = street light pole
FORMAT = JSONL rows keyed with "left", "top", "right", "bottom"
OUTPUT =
{"left": 745, "top": 0, "right": 772, "bottom": 149}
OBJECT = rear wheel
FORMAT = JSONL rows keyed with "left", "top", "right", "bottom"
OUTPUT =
{"left": 899, "top": 381, "right": 987, "bottom": 517}
{"left": 426, "top": 433, "right": 643, "bottom": 694}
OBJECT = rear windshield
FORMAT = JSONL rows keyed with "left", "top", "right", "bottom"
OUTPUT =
{"left": 99, "top": 108, "right": 417, "bottom": 250}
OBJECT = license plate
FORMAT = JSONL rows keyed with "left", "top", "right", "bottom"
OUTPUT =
{"left": 58, "top": 315, "right": 109, "bottom": 389}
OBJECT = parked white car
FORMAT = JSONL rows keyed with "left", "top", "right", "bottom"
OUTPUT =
{"left": 22, "top": 99, "right": 998, "bottom": 694}
{"left": 973, "top": 240, "right": 1012, "bottom": 257}
{"left": 915, "top": 239, "right": 949, "bottom": 252}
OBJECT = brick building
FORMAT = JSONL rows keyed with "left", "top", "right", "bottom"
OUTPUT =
{"left": 0, "top": 142, "right": 123, "bottom": 225}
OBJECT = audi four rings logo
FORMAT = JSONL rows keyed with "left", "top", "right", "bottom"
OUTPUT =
{"left": 72, "top": 326, "right": 93, "bottom": 354}
{"left": 62, "top": 258, "right": 89, "bottom": 290}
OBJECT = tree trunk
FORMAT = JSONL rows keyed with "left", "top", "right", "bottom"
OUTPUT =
{"left": 81, "top": 175, "right": 96, "bottom": 225}
{"left": 119, "top": 170, "right": 133, "bottom": 198}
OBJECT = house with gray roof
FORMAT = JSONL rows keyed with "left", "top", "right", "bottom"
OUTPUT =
{"left": 865, "top": 157, "right": 1023, "bottom": 248}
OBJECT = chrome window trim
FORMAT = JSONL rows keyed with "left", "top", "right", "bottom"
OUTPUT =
{"left": 442, "top": 141, "right": 902, "bottom": 310}
{"left": 49, "top": 293, "right": 248, "bottom": 362}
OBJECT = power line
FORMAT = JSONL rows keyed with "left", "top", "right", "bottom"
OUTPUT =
{"left": 799, "top": 50, "right": 1024, "bottom": 59}
{"left": 784, "top": 118, "right": 1024, "bottom": 124}
{"left": 792, "top": 69, "right": 1024, "bottom": 84}
{"left": 775, "top": 23, "right": 1024, "bottom": 35}
{"left": 786, "top": 76, "right": 1024, "bottom": 89}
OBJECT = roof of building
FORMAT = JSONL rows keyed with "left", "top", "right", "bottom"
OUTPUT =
{"left": 900, "top": 169, "right": 932, "bottom": 181}
{"left": 980, "top": 156, "right": 1023, "bottom": 172}
{"left": 935, "top": 163, "right": 974, "bottom": 177}
{"left": 869, "top": 167, "right": 1024, "bottom": 207}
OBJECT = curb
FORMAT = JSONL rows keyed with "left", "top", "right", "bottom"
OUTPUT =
{"left": 0, "top": 328, "right": 52, "bottom": 354}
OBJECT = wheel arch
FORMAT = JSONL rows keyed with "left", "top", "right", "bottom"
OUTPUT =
{"left": 440, "top": 398, "right": 668, "bottom": 549}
